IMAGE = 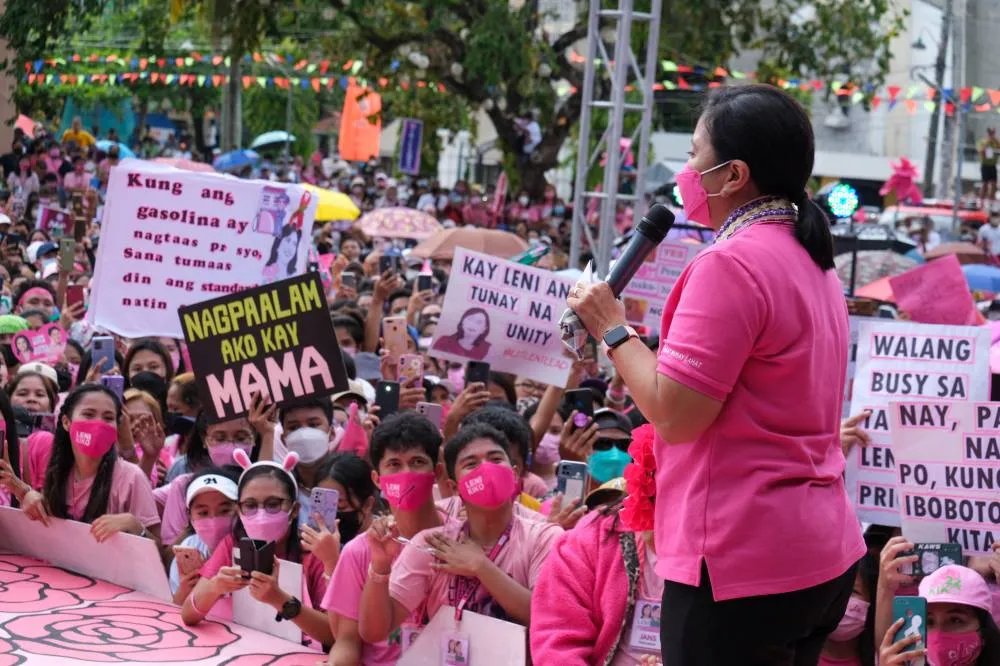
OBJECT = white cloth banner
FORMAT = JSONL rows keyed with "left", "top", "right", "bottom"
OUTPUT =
{"left": 89, "top": 159, "right": 317, "bottom": 338}
{"left": 845, "top": 320, "right": 991, "bottom": 525}
{"left": 890, "top": 401, "right": 1000, "bottom": 555}
{"left": 430, "top": 249, "right": 575, "bottom": 387}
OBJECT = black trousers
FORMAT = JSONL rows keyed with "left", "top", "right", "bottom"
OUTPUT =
{"left": 661, "top": 560, "right": 859, "bottom": 666}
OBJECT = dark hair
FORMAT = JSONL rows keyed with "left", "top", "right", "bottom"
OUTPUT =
{"left": 332, "top": 315, "right": 364, "bottom": 347}
{"left": 976, "top": 610, "right": 1000, "bottom": 665}
{"left": 455, "top": 308, "right": 491, "bottom": 346}
{"left": 76, "top": 348, "right": 125, "bottom": 385}
{"left": 8, "top": 371, "right": 57, "bottom": 413}
{"left": 266, "top": 225, "right": 301, "bottom": 276}
{"left": 43, "top": 384, "right": 122, "bottom": 523}
{"left": 369, "top": 412, "right": 442, "bottom": 471}
{"left": 185, "top": 412, "right": 260, "bottom": 473}
{"left": 235, "top": 463, "right": 301, "bottom": 561}
{"left": 443, "top": 422, "right": 510, "bottom": 480}
{"left": 488, "top": 372, "right": 517, "bottom": 406}
{"left": 316, "top": 452, "right": 378, "bottom": 510}
{"left": 701, "top": 84, "right": 834, "bottom": 270}
{"left": 340, "top": 236, "right": 360, "bottom": 250}
{"left": 64, "top": 338, "right": 84, "bottom": 362}
{"left": 462, "top": 406, "right": 530, "bottom": 472}
{"left": 124, "top": 338, "right": 175, "bottom": 383}
{"left": 387, "top": 289, "right": 411, "bottom": 307}
{"left": 170, "top": 374, "right": 202, "bottom": 411}
{"left": 278, "top": 396, "right": 333, "bottom": 429}
{"left": 13, "top": 279, "right": 56, "bottom": 310}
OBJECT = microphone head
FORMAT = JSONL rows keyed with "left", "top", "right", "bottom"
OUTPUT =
{"left": 635, "top": 204, "right": 675, "bottom": 244}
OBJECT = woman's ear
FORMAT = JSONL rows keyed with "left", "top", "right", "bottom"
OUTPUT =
{"left": 60, "top": 413, "right": 72, "bottom": 433}
{"left": 723, "top": 160, "right": 753, "bottom": 197}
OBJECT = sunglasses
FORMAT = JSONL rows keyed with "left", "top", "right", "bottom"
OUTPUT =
{"left": 593, "top": 437, "right": 630, "bottom": 452}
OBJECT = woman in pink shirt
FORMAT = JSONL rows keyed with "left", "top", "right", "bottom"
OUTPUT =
{"left": 568, "top": 84, "right": 865, "bottom": 664}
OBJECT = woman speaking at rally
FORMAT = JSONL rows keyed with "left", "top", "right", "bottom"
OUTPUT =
{"left": 567, "top": 84, "right": 865, "bottom": 665}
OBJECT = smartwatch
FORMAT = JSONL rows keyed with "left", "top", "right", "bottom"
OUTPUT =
{"left": 276, "top": 596, "right": 302, "bottom": 622}
{"left": 602, "top": 325, "right": 638, "bottom": 358}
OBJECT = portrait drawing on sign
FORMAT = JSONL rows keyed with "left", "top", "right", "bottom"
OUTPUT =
{"left": 261, "top": 224, "right": 303, "bottom": 283}
{"left": 432, "top": 307, "right": 492, "bottom": 361}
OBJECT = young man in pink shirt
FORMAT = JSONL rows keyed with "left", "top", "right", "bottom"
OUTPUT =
{"left": 323, "top": 412, "right": 449, "bottom": 666}
{"left": 357, "top": 423, "right": 562, "bottom": 645}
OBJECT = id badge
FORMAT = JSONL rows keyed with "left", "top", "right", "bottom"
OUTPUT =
{"left": 441, "top": 632, "right": 470, "bottom": 665}
{"left": 628, "top": 600, "right": 662, "bottom": 653}
{"left": 402, "top": 625, "right": 421, "bottom": 653}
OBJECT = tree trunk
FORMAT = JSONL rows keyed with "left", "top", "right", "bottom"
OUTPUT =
{"left": 486, "top": 107, "right": 565, "bottom": 199}
{"left": 189, "top": 92, "right": 207, "bottom": 158}
{"left": 222, "top": 53, "right": 242, "bottom": 151}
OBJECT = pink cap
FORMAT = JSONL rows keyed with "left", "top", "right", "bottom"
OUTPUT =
{"left": 918, "top": 564, "right": 993, "bottom": 614}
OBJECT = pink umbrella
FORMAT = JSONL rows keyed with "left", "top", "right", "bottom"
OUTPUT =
{"left": 15, "top": 115, "right": 36, "bottom": 138}
{"left": 152, "top": 157, "right": 216, "bottom": 173}
{"left": 357, "top": 207, "right": 442, "bottom": 240}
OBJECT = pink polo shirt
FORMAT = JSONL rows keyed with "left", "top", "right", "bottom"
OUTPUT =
{"left": 65, "top": 458, "right": 160, "bottom": 528}
{"left": 654, "top": 221, "right": 864, "bottom": 601}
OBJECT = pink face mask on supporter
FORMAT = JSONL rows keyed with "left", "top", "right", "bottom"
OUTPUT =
{"left": 534, "top": 432, "right": 562, "bottom": 465}
{"left": 208, "top": 442, "right": 253, "bottom": 468}
{"left": 458, "top": 462, "right": 517, "bottom": 509}
{"left": 69, "top": 420, "right": 118, "bottom": 459}
{"left": 240, "top": 509, "right": 291, "bottom": 543}
{"left": 827, "top": 596, "right": 869, "bottom": 641}
{"left": 192, "top": 516, "right": 233, "bottom": 551}
{"left": 926, "top": 630, "right": 983, "bottom": 666}
{"left": 380, "top": 471, "right": 435, "bottom": 511}
{"left": 674, "top": 161, "right": 730, "bottom": 226}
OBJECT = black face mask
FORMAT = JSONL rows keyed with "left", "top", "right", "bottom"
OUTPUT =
{"left": 337, "top": 510, "right": 362, "bottom": 544}
{"left": 165, "top": 412, "right": 196, "bottom": 437}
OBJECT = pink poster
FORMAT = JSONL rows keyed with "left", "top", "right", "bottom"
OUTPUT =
{"left": 36, "top": 206, "right": 71, "bottom": 238}
{"left": 889, "top": 254, "right": 979, "bottom": 326}
{"left": 11, "top": 323, "right": 66, "bottom": 364}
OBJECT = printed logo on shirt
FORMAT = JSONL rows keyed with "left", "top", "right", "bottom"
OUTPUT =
{"left": 660, "top": 343, "right": 703, "bottom": 370}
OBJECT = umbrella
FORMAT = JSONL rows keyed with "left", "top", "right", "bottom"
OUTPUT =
{"left": 830, "top": 223, "right": 918, "bottom": 295}
{"left": 834, "top": 251, "right": 920, "bottom": 292}
{"left": 357, "top": 207, "right": 443, "bottom": 241}
{"left": 251, "top": 131, "right": 296, "bottom": 150}
{"left": 854, "top": 276, "right": 895, "bottom": 303}
{"left": 15, "top": 115, "right": 35, "bottom": 138}
{"left": 962, "top": 264, "right": 1000, "bottom": 292}
{"left": 95, "top": 140, "right": 135, "bottom": 158}
{"left": 302, "top": 183, "right": 360, "bottom": 221}
{"left": 152, "top": 157, "right": 216, "bottom": 173}
{"left": 410, "top": 228, "right": 529, "bottom": 261}
{"left": 213, "top": 149, "right": 259, "bottom": 172}
{"left": 925, "top": 242, "right": 991, "bottom": 265}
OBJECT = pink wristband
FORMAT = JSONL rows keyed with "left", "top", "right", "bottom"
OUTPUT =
{"left": 189, "top": 593, "right": 209, "bottom": 617}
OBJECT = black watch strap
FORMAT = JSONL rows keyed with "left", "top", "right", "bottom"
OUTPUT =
{"left": 276, "top": 596, "right": 302, "bottom": 622}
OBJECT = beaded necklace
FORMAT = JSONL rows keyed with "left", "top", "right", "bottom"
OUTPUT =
{"left": 714, "top": 195, "right": 797, "bottom": 243}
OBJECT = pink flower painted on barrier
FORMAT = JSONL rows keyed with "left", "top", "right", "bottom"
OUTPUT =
{"left": 3, "top": 599, "right": 239, "bottom": 663}
{"left": 219, "top": 654, "right": 324, "bottom": 666}
{"left": 0, "top": 557, "right": 127, "bottom": 613}
{"left": 0, "top": 638, "right": 25, "bottom": 666}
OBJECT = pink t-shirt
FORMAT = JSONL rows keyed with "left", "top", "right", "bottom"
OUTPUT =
{"left": 389, "top": 513, "right": 562, "bottom": 623}
{"left": 65, "top": 458, "right": 160, "bottom": 527}
{"left": 159, "top": 473, "right": 193, "bottom": 545}
{"left": 653, "top": 222, "right": 864, "bottom": 601}
{"left": 435, "top": 496, "right": 543, "bottom": 523}
{"left": 818, "top": 656, "right": 862, "bottom": 666}
{"left": 26, "top": 431, "right": 53, "bottom": 490}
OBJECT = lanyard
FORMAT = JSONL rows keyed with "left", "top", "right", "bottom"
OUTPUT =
{"left": 448, "top": 521, "right": 512, "bottom": 621}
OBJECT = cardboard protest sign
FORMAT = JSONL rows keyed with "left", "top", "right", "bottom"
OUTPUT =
{"left": 845, "top": 320, "right": 991, "bottom": 525}
{"left": 11, "top": 323, "right": 66, "bottom": 364}
{"left": 88, "top": 160, "right": 317, "bottom": 338}
{"left": 889, "top": 254, "right": 980, "bottom": 326}
{"left": 622, "top": 240, "right": 704, "bottom": 329}
{"left": 890, "top": 401, "right": 1000, "bottom": 554}
{"left": 179, "top": 272, "right": 347, "bottom": 422}
{"left": 36, "top": 205, "right": 71, "bottom": 238}
{"left": 232, "top": 558, "right": 303, "bottom": 643}
{"left": 843, "top": 316, "right": 862, "bottom": 419}
{"left": 430, "top": 249, "right": 575, "bottom": 387}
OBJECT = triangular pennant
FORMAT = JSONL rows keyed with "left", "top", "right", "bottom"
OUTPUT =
{"left": 730, "top": 70, "right": 746, "bottom": 79}
{"left": 977, "top": 103, "right": 991, "bottom": 112}
{"left": 887, "top": 84, "right": 901, "bottom": 100}
{"left": 27, "top": 74, "right": 35, "bottom": 84}
{"left": 197, "top": 75, "right": 207, "bottom": 86}
{"left": 213, "top": 74, "right": 224, "bottom": 87}
{"left": 312, "top": 78, "right": 321, "bottom": 92}
{"left": 960, "top": 87, "right": 972, "bottom": 103}
{"left": 320, "top": 61, "right": 329, "bottom": 74}
{"left": 927, "top": 87, "right": 937, "bottom": 101}
{"left": 677, "top": 76, "right": 691, "bottom": 90}
{"left": 175, "top": 57, "right": 184, "bottom": 67}
{"left": 661, "top": 60, "right": 677, "bottom": 72}
{"left": 256, "top": 76, "right": 267, "bottom": 87}
{"left": 851, "top": 91, "right": 864, "bottom": 104}
{"left": 139, "top": 58, "right": 148, "bottom": 69}
{"left": 945, "top": 102, "right": 955, "bottom": 116}
{"left": 165, "top": 74, "right": 176, "bottom": 84}
{"left": 185, "top": 57, "right": 194, "bottom": 67}
{"left": 905, "top": 99, "right": 917, "bottom": 114}
{"left": 157, "top": 58, "right": 165, "bottom": 68}
{"left": 212, "top": 55, "right": 223, "bottom": 66}
{"left": 973, "top": 86, "right": 985, "bottom": 101}
{"left": 351, "top": 61, "right": 363, "bottom": 74}
{"left": 990, "top": 89, "right": 1000, "bottom": 105}
{"left": 713, "top": 66, "right": 728, "bottom": 77}
{"left": 242, "top": 75, "right": 252, "bottom": 88}
{"left": 871, "top": 95, "right": 882, "bottom": 110}
{"left": 343, "top": 59, "right": 354, "bottom": 71}
{"left": 924, "top": 101, "right": 935, "bottom": 112}
{"left": 662, "top": 80, "right": 677, "bottom": 90}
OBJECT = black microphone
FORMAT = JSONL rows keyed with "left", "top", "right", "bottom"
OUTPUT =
{"left": 605, "top": 204, "right": 675, "bottom": 296}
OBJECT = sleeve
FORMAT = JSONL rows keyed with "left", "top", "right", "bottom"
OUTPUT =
{"left": 199, "top": 534, "right": 234, "bottom": 579}
{"left": 322, "top": 539, "right": 367, "bottom": 618}
{"left": 160, "top": 475, "right": 192, "bottom": 543}
{"left": 168, "top": 557, "right": 181, "bottom": 594}
{"left": 528, "top": 522, "right": 564, "bottom": 589}
{"left": 118, "top": 462, "right": 160, "bottom": 528}
{"left": 656, "top": 251, "right": 767, "bottom": 401}
{"left": 529, "top": 521, "right": 600, "bottom": 665}
{"left": 388, "top": 537, "right": 436, "bottom": 613}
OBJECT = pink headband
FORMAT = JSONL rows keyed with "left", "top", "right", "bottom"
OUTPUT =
{"left": 18, "top": 287, "right": 53, "bottom": 308}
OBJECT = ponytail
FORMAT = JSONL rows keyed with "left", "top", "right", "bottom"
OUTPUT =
{"left": 792, "top": 191, "right": 835, "bottom": 271}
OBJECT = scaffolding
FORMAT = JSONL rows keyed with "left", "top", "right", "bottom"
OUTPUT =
{"left": 568, "top": 0, "right": 663, "bottom": 276}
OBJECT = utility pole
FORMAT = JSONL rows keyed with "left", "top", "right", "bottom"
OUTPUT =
{"left": 922, "top": 0, "right": 952, "bottom": 197}
{"left": 939, "top": 0, "right": 957, "bottom": 201}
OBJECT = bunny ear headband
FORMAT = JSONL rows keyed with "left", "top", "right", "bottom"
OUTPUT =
{"left": 233, "top": 449, "right": 300, "bottom": 495}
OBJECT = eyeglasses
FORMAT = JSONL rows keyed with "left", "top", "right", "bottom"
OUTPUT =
{"left": 593, "top": 438, "right": 630, "bottom": 453}
{"left": 207, "top": 431, "right": 254, "bottom": 444}
{"left": 238, "top": 497, "right": 291, "bottom": 516}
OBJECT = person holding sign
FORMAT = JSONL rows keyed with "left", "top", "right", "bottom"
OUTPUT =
{"left": 566, "top": 84, "right": 863, "bottom": 665}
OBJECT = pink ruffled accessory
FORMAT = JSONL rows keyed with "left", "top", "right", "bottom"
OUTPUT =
{"left": 621, "top": 424, "right": 656, "bottom": 531}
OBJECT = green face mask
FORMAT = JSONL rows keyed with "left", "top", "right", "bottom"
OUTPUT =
{"left": 587, "top": 447, "right": 632, "bottom": 484}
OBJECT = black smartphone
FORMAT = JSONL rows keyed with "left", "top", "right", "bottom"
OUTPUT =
{"left": 342, "top": 272, "right": 357, "bottom": 289}
{"left": 375, "top": 380, "right": 400, "bottom": 417}
{"left": 465, "top": 361, "right": 491, "bottom": 387}
{"left": 236, "top": 537, "right": 275, "bottom": 578}
{"left": 379, "top": 255, "right": 399, "bottom": 275}
{"left": 565, "top": 388, "right": 594, "bottom": 418}
{"left": 417, "top": 274, "right": 433, "bottom": 292}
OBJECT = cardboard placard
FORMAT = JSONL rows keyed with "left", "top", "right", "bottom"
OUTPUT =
{"left": 889, "top": 254, "right": 979, "bottom": 326}
{"left": 11, "top": 323, "right": 66, "bottom": 364}
{"left": 179, "top": 272, "right": 347, "bottom": 422}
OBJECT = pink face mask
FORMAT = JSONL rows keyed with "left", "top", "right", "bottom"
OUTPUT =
{"left": 458, "top": 462, "right": 517, "bottom": 509}
{"left": 674, "top": 161, "right": 730, "bottom": 226}
{"left": 192, "top": 515, "right": 233, "bottom": 551}
{"left": 927, "top": 630, "right": 983, "bottom": 666}
{"left": 380, "top": 471, "right": 435, "bottom": 511}
{"left": 208, "top": 442, "right": 254, "bottom": 468}
{"left": 69, "top": 420, "right": 118, "bottom": 459}
{"left": 534, "top": 432, "right": 562, "bottom": 465}
{"left": 240, "top": 509, "right": 291, "bottom": 543}
{"left": 828, "top": 596, "right": 869, "bottom": 642}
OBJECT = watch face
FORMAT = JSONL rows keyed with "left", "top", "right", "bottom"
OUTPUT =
{"left": 604, "top": 326, "right": 629, "bottom": 348}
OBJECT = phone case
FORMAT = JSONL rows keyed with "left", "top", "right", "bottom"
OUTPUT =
{"left": 892, "top": 596, "right": 926, "bottom": 665}
{"left": 173, "top": 546, "right": 204, "bottom": 576}
{"left": 905, "top": 543, "right": 963, "bottom": 576}
{"left": 237, "top": 538, "right": 275, "bottom": 577}
{"left": 101, "top": 375, "right": 125, "bottom": 400}
{"left": 59, "top": 239, "right": 75, "bottom": 271}
{"left": 416, "top": 402, "right": 443, "bottom": 429}
{"left": 376, "top": 381, "right": 400, "bottom": 416}
{"left": 66, "top": 285, "right": 85, "bottom": 308}
{"left": 565, "top": 389, "right": 594, "bottom": 418}
{"left": 92, "top": 337, "right": 115, "bottom": 375}
{"left": 417, "top": 274, "right": 433, "bottom": 292}
{"left": 383, "top": 317, "right": 408, "bottom": 360}
{"left": 465, "top": 361, "right": 491, "bottom": 386}
{"left": 397, "top": 354, "right": 424, "bottom": 387}
{"left": 309, "top": 487, "right": 339, "bottom": 531}
{"left": 556, "top": 461, "right": 588, "bottom": 502}
{"left": 341, "top": 272, "right": 357, "bottom": 289}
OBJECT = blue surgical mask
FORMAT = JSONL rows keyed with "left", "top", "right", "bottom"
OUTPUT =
{"left": 553, "top": 205, "right": 566, "bottom": 217}
{"left": 49, "top": 306, "right": 61, "bottom": 322}
{"left": 587, "top": 448, "right": 631, "bottom": 484}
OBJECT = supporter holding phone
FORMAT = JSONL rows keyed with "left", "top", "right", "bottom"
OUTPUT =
{"left": 16, "top": 384, "right": 161, "bottom": 544}
{"left": 278, "top": 396, "right": 339, "bottom": 528}
{"left": 7, "top": 368, "right": 58, "bottom": 489}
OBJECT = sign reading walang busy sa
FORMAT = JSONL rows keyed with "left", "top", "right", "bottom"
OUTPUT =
{"left": 430, "top": 248, "right": 576, "bottom": 387}
{"left": 179, "top": 272, "right": 347, "bottom": 422}
{"left": 845, "top": 320, "right": 991, "bottom": 525}
{"left": 88, "top": 160, "right": 317, "bottom": 338}
{"left": 890, "top": 401, "right": 1000, "bottom": 555}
